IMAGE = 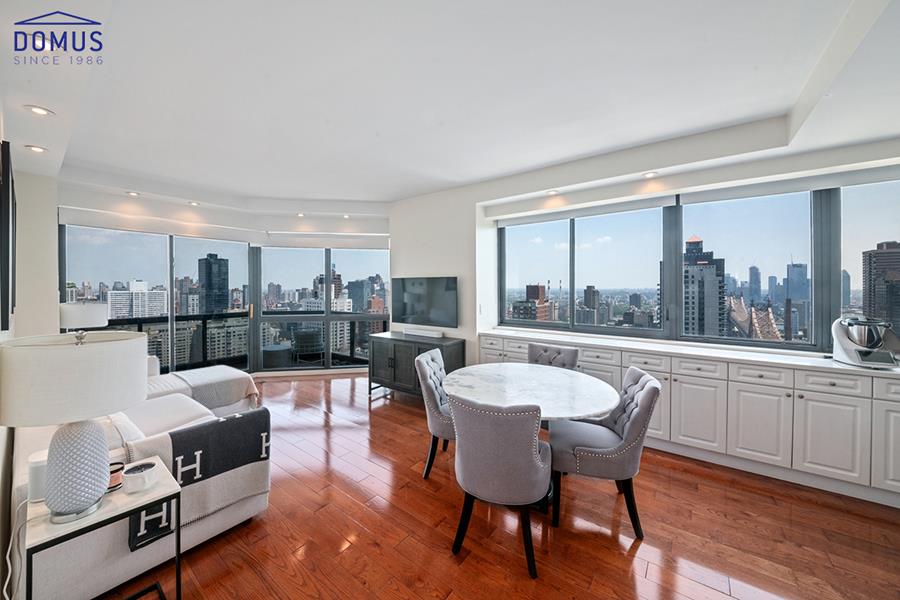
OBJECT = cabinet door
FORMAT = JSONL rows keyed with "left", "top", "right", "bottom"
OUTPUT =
{"left": 481, "top": 349, "right": 504, "bottom": 364}
{"left": 625, "top": 369, "right": 670, "bottom": 441}
{"left": 792, "top": 391, "right": 871, "bottom": 485}
{"left": 671, "top": 374, "right": 727, "bottom": 453}
{"left": 580, "top": 363, "right": 621, "bottom": 390}
{"left": 392, "top": 341, "right": 419, "bottom": 389}
{"left": 370, "top": 338, "right": 393, "bottom": 383}
{"left": 727, "top": 382, "right": 793, "bottom": 467}
{"left": 872, "top": 400, "right": 900, "bottom": 493}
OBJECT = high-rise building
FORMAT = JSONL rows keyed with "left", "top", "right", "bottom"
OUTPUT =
{"left": 107, "top": 279, "right": 168, "bottom": 319}
{"left": 683, "top": 236, "right": 726, "bottom": 337}
{"left": 584, "top": 285, "right": 600, "bottom": 310}
{"left": 629, "top": 293, "right": 642, "bottom": 309}
{"left": 785, "top": 263, "right": 810, "bottom": 303}
{"left": 347, "top": 279, "right": 373, "bottom": 313}
{"left": 314, "top": 265, "right": 343, "bottom": 299}
{"left": 863, "top": 241, "right": 900, "bottom": 328}
{"left": 199, "top": 253, "right": 230, "bottom": 314}
{"left": 748, "top": 266, "right": 761, "bottom": 304}
{"left": 841, "top": 269, "right": 851, "bottom": 307}
{"left": 526, "top": 284, "right": 546, "bottom": 303}
{"left": 767, "top": 275, "right": 781, "bottom": 303}
{"left": 724, "top": 274, "right": 738, "bottom": 296}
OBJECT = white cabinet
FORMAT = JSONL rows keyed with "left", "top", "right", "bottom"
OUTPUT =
{"left": 726, "top": 382, "right": 793, "bottom": 467}
{"left": 728, "top": 363, "right": 794, "bottom": 388}
{"left": 792, "top": 391, "right": 871, "bottom": 485}
{"left": 480, "top": 336, "right": 503, "bottom": 350}
{"left": 625, "top": 369, "right": 670, "bottom": 441}
{"left": 579, "top": 363, "right": 621, "bottom": 389}
{"left": 671, "top": 374, "right": 728, "bottom": 453}
{"left": 579, "top": 347, "right": 621, "bottom": 366}
{"left": 622, "top": 351, "right": 671, "bottom": 372}
{"left": 672, "top": 357, "right": 727, "bottom": 379}
{"left": 480, "top": 349, "right": 504, "bottom": 363}
{"left": 874, "top": 378, "right": 900, "bottom": 402}
{"left": 795, "top": 370, "right": 872, "bottom": 398}
{"left": 872, "top": 400, "right": 900, "bottom": 493}
{"left": 503, "top": 351, "right": 528, "bottom": 363}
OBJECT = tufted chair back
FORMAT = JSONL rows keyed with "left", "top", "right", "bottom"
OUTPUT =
{"left": 449, "top": 395, "right": 551, "bottom": 506}
{"left": 527, "top": 343, "right": 579, "bottom": 370}
{"left": 414, "top": 349, "right": 455, "bottom": 440}
{"left": 600, "top": 366, "right": 660, "bottom": 440}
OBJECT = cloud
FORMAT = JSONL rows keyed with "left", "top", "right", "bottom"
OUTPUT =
{"left": 554, "top": 242, "right": 570, "bottom": 251}
{"left": 528, "top": 236, "right": 543, "bottom": 245}
{"left": 595, "top": 235, "right": 613, "bottom": 244}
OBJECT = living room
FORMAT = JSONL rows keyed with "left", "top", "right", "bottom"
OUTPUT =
{"left": 2, "top": 1, "right": 900, "bottom": 599}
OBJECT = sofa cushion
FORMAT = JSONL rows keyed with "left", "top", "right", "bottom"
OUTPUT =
{"left": 124, "top": 393, "right": 216, "bottom": 437}
{"left": 147, "top": 373, "right": 193, "bottom": 399}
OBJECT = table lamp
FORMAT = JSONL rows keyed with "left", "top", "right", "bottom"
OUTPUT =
{"left": 0, "top": 331, "right": 147, "bottom": 522}
{"left": 59, "top": 302, "right": 109, "bottom": 341}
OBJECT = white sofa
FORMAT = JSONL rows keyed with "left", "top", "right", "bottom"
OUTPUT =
{"left": 8, "top": 362, "right": 269, "bottom": 599}
{"left": 146, "top": 356, "right": 260, "bottom": 415}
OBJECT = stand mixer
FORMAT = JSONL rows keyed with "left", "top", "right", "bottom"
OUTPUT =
{"left": 831, "top": 317, "right": 900, "bottom": 369}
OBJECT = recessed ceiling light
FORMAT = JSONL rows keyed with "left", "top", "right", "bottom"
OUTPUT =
{"left": 297, "top": 213, "right": 305, "bottom": 217}
{"left": 126, "top": 191, "right": 140, "bottom": 197}
{"left": 343, "top": 214, "right": 350, "bottom": 219}
{"left": 25, "top": 145, "right": 47, "bottom": 153}
{"left": 643, "top": 171, "right": 658, "bottom": 179}
{"left": 25, "top": 105, "right": 54, "bottom": 116}
{"left": 546, "top": 190, "right": 559, "bottom": 196}
{"left": 188, "top": 201, "right": 200, "bottom": 206}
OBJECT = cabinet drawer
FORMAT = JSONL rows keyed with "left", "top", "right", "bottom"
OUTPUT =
{"left": 579, "top": 347, "right": 621, "bottom": 366}
{"left": 503, "top": 339, "right": 530, "bottom": 353}
{"left": 622, "top": 351, "right": 671, "bottom": 372}
{"left": 504, "top": 351, "right": 528, "bottom": 363}
{"left": 874, "top": 377, "right": 900, "bottom": 402}
{"left": 795, "top": 370, "right": 872, "bottom": 398}
{"left": 480, "top": 336, "right": 503, "bottom": 350}
{"left": 672, "top": 357, "right": 727, "bottom": 379}
{"left": 729, "top": 363, "right": 794, "bottom": 388}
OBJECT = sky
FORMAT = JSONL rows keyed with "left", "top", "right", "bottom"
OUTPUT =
{"left": 506, "top": 185, "right": 900, "bottom": 292}
{"left": 65, "top": 226, "right": 389, "bottom": 291}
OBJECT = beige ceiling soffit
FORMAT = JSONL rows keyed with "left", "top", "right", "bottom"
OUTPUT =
{"left": 57, "top": 168, "right": 390, "bottom": 217}
{"left": 788, "top": 0, "right": 891, "bottom": 140}
{"left": 460, "top": 116, "right": 789, "bottom": 207}
{"left": 484, "top": 135, "right": 900, "bottom": 220}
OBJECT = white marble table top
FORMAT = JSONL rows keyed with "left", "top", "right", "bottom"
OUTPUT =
{"left": 443, "top": 363, "right": 620, "bottom": 421}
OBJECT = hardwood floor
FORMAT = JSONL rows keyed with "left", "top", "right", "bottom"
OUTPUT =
{"left": 106, "top": 374, "right": 900, "bottom": 600}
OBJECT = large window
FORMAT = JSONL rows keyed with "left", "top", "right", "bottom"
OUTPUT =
{"left": 841, "top": 180, "right": 900, "bottom": 330}
{"left": 331, "top": 249, "right": 390, "bottom": 315}
{"left": 498, "top": 187, "right": 849, "bottom": 352}
{"left": 502, "top": 219, "right": 569, "bottom": 325}
{"left": 574, "top": 208, "right": 662, "bottom": 329}
{"left": 261, "top": 247, "right": 325, "bottom": 314}
{"left": 682, "top": 192, "right": 812, "bottom": 344}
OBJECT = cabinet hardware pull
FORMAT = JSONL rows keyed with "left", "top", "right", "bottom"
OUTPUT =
{"left": 786, "top": 393, "right": 792, "bottom": 397}
{"left": 696, "top": 367, "right": 702, "bottom": 371}
{"left": 673, "top": 378, "right": 678, "bottom": 382}
{"left": 828, "top": 381, "right": 836, "bottom": 386}
{"left": 757, "top": 374, "right": 764, "bottom": 378}
{"left": 798, "top": 394, "right": 804, "bottom": 399}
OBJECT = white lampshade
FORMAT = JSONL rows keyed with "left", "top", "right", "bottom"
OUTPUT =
{"left": 0, "top": 331, "right": 147, "bottom": 426}
{"left": 59, "top": 302, "right": 109, "bottom": 330}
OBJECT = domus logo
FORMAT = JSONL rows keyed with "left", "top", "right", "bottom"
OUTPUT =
{"left": 12, "top": 11, "right": 103, "bottom": 66}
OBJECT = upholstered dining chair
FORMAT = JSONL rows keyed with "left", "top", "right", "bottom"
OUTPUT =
{"left": 548, "top": 366, "right": 660, "bottom": 539}
{"left": 527, "top": 343, "right": 579, "bottom": 370}
{"left": 414, "top": 349, "right": 455, "bottom": 479}
{"left": 448, "top": 395, "right": 550, "bottom": 578}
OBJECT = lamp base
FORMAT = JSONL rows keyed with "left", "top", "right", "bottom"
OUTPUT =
{"left": 45, "top": 420, "right": 111, "bottom": 523}
{"left": 49, "top": 498, "right": 102, "bottom": 523}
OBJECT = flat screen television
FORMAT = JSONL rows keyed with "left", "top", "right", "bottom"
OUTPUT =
{"left": 391, "top": 277, "right": 458, "bottom": 328}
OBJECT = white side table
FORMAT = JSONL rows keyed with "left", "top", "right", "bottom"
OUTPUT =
{"left": 25, "top": 455, "right": 182, "bottom": 600}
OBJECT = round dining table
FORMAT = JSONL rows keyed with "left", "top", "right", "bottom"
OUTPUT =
{"left": 442, "top": 362, "right": 620, "bottom": 421}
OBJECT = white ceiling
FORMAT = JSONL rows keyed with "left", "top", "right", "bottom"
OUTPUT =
{"left": 3, "top": 0, "right": 899, "bottom": 208}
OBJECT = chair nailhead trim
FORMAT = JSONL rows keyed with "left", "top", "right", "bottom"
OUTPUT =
{"left": 574, "top": 420, "right": 651, "bottom": 473}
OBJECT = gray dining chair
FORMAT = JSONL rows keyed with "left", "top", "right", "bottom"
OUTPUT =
{"left": 448, "top": 395, "right": 550, "bottom": 578}
{"left": 548, "top": 366, "right": 660, "bottom": 539}
{"left": 527, "top": 343, "right": 579, "bottom": 370}
{"left": 414, "top": 349, "right": 455, "bottom": 479}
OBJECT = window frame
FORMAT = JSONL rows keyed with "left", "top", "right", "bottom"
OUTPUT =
{"left": 498, "top": 190, "right": 841, "bottom": 353}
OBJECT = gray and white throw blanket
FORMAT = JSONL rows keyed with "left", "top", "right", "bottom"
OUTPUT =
{"left": 125, "top": 407, "right": 271, "bottom": 550}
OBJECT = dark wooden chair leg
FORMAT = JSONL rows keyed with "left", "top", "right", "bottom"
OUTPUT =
{"left": 452, "top": 493, "right": 476, "bottom": 554}
{"left": 442, "top": 438, "right": 449, "bottom": 452}
{"left": 520, "top": 508, "right": 538, "bottom": 578}
{"left": 620, "top": 478, "right": 643, "bottom": 539}
{"left": 423, "top": 435, "right": 439, "bottom": 479}
{"left": 551, "top": 470, "right": 562, "bottom": 527}
{"left": 615, "top": 479, "right": 624, "bottom": 494}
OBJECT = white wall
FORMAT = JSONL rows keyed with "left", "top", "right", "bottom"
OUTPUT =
{"left": 12, "top": 172, "right": 59, "bottom": 337}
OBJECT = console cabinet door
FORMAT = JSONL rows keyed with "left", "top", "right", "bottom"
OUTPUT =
{"left": 727, "top": 382, "right": 793, "bottom": 467}
{"left": 480, "top": 349, "right": 503, "bottom": 364}
{"left": 872, "top": 400, "right": 900, "bottom": 493}
{"left": 370, "top": 338, "right": 393, "bottom": 383}
{"left": 392, "top": 341, "right": 418, "bottom": 390}
{"left": 792, "top": 391, "right": 871, "bottom": 485}
{"left": 671, "top": 375, "right": 727, "bottom": 453}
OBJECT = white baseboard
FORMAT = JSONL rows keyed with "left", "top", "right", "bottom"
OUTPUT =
{"left": 252, "top": 367, "right": 368, "bottom": 381}
{"left": 645, "top": 438, "right": 900, "bottom": 508}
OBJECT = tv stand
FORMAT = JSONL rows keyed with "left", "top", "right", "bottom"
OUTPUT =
{"left": 368, "top": 331, "right": 465, "bottom": 400}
